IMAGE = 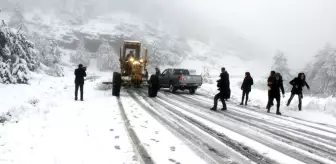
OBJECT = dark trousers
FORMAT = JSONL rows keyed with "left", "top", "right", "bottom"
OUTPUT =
{"left": 287, "top": 93, "right": 302, "bottom": 110}
{"left": 213, "top": 93, "right": 226, "bottom": 109}
{"left": 266, "top": 93, "right": 281, "bottom": 113}
{"left": 241, "top": 91, "right": 250, "bottom": 104}
{"left": 75, "top": 83, "right": 84, "bottom": 100}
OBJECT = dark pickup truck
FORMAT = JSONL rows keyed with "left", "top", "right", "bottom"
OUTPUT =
{"left": 159, "top": 68, "right": 202, "bottom": 94}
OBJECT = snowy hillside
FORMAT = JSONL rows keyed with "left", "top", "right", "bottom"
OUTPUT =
{"left": 2, "top": 9, "right": 336, "bottom": 164}
{"left": 2, "top": 9, "right": 335, "bottom": 120}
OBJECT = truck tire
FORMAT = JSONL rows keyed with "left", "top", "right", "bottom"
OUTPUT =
{"left": 112, "top": 72, "right": 121, "bottom": 96}
{"left": 189, "top": 88, "right": 196, "bottom": 94}
{"left": 148, "top": 85, "right": 153, "bottom": 97}
{"left": 169, "top": 83, "right": 177, "bottom": 93}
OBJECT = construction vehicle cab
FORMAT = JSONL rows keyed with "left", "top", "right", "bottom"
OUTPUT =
{"left": 112, "top": 40, "right": 157, "bottom": 97}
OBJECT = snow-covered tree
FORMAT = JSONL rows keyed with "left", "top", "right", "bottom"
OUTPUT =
{"left": 8, "top": 4, "right": 28, "bottom": 33}
{"left": 201, "top": 66, "right": 213, "bottom": 84}
{"left": 0, "top": 21, "right": 38, "bottom": 84}
{"left": 0, "top": 57, "right": 12, "bottom": 84}
{"left": 11, "top": 57, "right": 29, "bottom": 83}
{"left": 306, "top": 44, "right": 336, "bottom": 95}
{"left": 31, "top": 33, "right": 64, "bottom": 77}
{"left": 70, "top": 39, "right": 90, "bottom": 66}
{"left": 271, "top": 50, "right": 292, "bottom": 91}
{"left": 97, "top": 40, "right": 119, "bottom": 71}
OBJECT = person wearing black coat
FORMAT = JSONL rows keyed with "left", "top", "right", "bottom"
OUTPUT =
{"left": 240, "top": 72, "right": 254, "bottom": 106}
{"left": 210, "top": 67, "right": 230, "bottom": 111}
{"left": 286, "top": 73, "right": 310, "bottom": 111}
{"left": 266, "top": 72, "right": 285, "bottom": 115}
{"left": 148, "top": 73, "right": 160, "bottom": 97}
{"left": 74, "top": 64, "right": 87, "bottom": 101}
{"left": 155, "top": 67, "right": 161, "bottom": 77}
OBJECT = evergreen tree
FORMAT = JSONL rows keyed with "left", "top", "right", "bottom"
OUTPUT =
{"left": 97, "top": 40, "right": 119, "bottom": 71}
{"left": 0, "top": 19, "right": 38, "bottom": 84}
{"left": 0, "top": 57, "right": 12, "bottom": 84}
{"left": 306, "top": 44, "right": 336, "bottom": 95}
{"left": 8, "top": 4, "right": 28, "bottom": 33}
{"left": 271, "top": 50, "right": 292, "bottom": 91}
{"left": 201, "top": 66, "right": 213, "bottom": 84}
{"left": 70, "top": 39, "right": 90, "bottom": 66}
{"left": 11, "top": 57, "right": 29, "bottom": 83}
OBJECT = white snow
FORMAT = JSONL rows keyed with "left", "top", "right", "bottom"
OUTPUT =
{"left": 157, "top": 97, "right": 306, "bottom": 164}
{"left": 0, "top": 68, "right": 138, "bottom": 164}
{"left": 120, "top": 95, "right": 209, "bottom": 164}
{"left": 197, "top": 77, "right": 336, "bottom": 127}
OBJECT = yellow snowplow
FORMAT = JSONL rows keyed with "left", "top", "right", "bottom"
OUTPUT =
{"left": 112, "top": 40, "right": 158, "bottom": 97}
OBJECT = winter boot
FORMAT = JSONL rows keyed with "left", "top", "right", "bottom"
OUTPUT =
{"left": 221, "top": 107, "right": 227, "bottom": 111}
{"left": 267, "top": 108, "right": 270, "bottom": 113}
{"left": 210, "top": 107, "right": 217, "bottom": 111}
{"left": 75, "top": 97, "right": 78, "bottom": 101}
{"left": 276, "top": 108, "right": 281, "bottom": 115}
{"left": 298, "top": 104, "right": 302, "bottom": 111}
{"left": 240, "top": 102, "right": 244, "bottom": 105}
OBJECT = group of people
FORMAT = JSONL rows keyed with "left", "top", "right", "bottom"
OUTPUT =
{"left": 73, "top": 63, "right": 310, "bottom": 115}
{"left": 210, "top": 68, "right": 310, "bottom": 115}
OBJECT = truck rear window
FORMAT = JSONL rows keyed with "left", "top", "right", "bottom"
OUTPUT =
{"left": 173, "top": 69, "right": 190, "bottom": 75}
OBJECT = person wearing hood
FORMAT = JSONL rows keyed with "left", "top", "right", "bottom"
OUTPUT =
{"left": 266, "top": 72, "right": 285, "bottom": 115}
{"left": 287, "top": 73, "right": 310, "bottom": 111}
{"left": 240, "top": 72, "right": 254, "bottom": 106}
{"left": 210, "top": 67, "right": 230, "bottom": 111}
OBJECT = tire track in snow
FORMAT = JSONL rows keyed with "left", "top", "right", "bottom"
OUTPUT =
{"left": 194, "top": 92, "right": 336, "bottom": 133}
{"left": 182, "top": 93, "right": 336, "bottom": 142}
{"left": 161, "top": 92, "right": 336, "bottom": 163}
{"left": 155, "top": 91, "right": 336, "bottom": 164}
{"left": 126, "top": 90, "right": 250, "bottom": 164}
{"left": 135, "top": 90, "right": 299, "bottom": 164}
{"left": 116, "top": 97, "right": 155, "bottom": 164}
{"left": 181, "top": 94, "right": 336, "bottom": 148}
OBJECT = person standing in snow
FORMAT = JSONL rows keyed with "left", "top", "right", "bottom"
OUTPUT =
{"left": 74, "top": 64, "right": 87, "bottom": 101}
{"left": 240, "top": 72, "right": 253, "bottom": 106}
{"left": 266, "top": 72, "right": 285, "bottom": 115}
{"left": 286, "top": 73, "right": 310, "bottom": 111}
{"left": 155, "top": 67, "right": 161, "bottom": 77}
{"left": 267, "top": 71, "right": 276, "bottom": 108}
{"left": 210, "top": 67, "right": 230, "bottom": 111}
{"left": 148, "top": 70, "right": 160, "bottom": 97}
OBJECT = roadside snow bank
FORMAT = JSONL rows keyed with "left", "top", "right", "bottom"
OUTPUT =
{"left": 0, "top": 69, "right": 139, "bottom": 164}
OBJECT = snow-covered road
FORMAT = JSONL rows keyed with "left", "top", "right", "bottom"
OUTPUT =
{"left": 118, "top": 88, "right": 336, "bottom": 164}
{"left": 1, "top": 73, "right": 336, "bottom": 164}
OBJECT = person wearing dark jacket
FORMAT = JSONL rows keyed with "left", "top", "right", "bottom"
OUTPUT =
{"left": 210, "top": 67, "right": 230, "bottom": 111}
{"left": 267, "top": 71, "right": 276, "bottom": 108}
{"left": 286, "top": 73, "right": 310, "bottom": 111}
{"left": 148, "top": 73, "right": 160, "bottom": 97}
{"left": 155, "top": 67, "right": 161, "bottom": 77}
{"left": 74, "top": 64, "right": 87, "bottom": 101}
{"left": 266, "top": 72, "right": 285, "bottom": 115}
{"left": 240, "top": 72, "right": 254, "bottom": 106}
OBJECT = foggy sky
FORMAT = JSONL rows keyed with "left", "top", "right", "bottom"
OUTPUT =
{"left": 2, "top": 0, "right": 336, "bottom": 70}
{"left": 186, "top": 0, "right": 336, "bottom": 69}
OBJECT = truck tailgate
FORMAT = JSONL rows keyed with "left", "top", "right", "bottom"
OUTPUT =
{"left": 181, "top": 75, "right": 202, "bottom": 85}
